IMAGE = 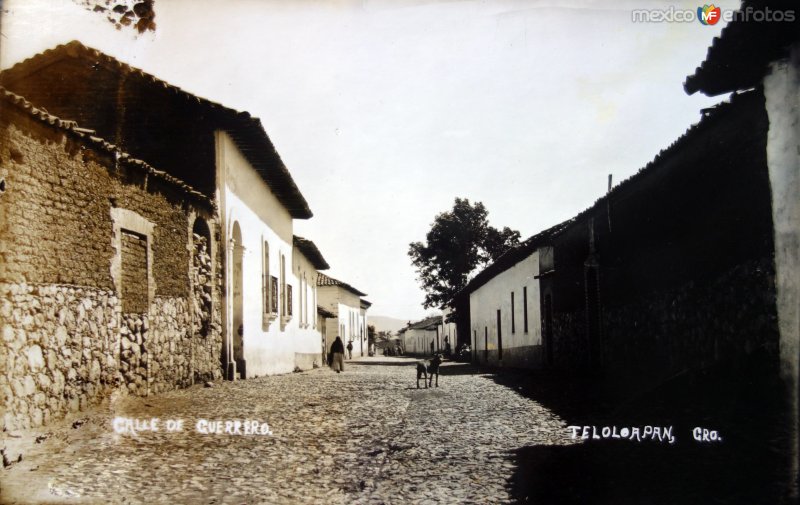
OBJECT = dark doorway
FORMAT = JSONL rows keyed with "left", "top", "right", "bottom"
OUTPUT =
{"left": 484, "top": 326, "right": 488, "bottom": 363}
{"left": 231, "top": 222, "right": 246, "bottom": 379}
{"left": 497, "top": 309, "right": 503, "bottom": 361}
{"left": 585, "top": 266, "right": 601, "bottom": 368}
{"left": 544, "top": 294, "right": 554, "bottom": 366}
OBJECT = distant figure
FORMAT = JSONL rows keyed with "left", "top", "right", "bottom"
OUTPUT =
{"left": 430, "top": 340, "right": 435, "bottom": 354}
{"left": 330, "top": 336, "right": 345, "bottom": 373}
{"left": 346, "top": 340, "right": 354, "bottom": 359}
{"left": 444, "top": 341, "right": 452, "bottom": 357}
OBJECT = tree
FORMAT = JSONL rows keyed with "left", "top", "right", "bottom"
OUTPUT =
{"left": 409, "top": 198, "right": 521, "bottom": 310}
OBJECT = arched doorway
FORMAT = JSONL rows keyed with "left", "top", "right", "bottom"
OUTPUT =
{"left": 231, "top": 221, "right": 245, "bottom": 379}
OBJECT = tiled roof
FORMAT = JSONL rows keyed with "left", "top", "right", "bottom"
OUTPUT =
{"left": 0, "top": 86, "right": 212, "bottom": 208}
{"left": 684, "top": 0, "right": 800, "bottom": 96}
{"left": 316, "top": 272, "right": 367, "bottom": 297}
{"left": 0, "top": 41, "right": 312, "bottom": 218}
{"left": 293, "top": 236, "right": 330, "bottom": 270}
{"left": 317, "top": 305, "right": 336, "bottom": 319}
{"left": 406, "top": 316, "right": 442, "bottom": 331}
{"left": 457, "top": 89, "right": 761, "bottom": 299}
{"left": 360, "top": 299, "right": 372, "bottom": 308}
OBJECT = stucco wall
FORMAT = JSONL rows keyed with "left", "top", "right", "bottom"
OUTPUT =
{"left": 469, "top": 250, "right": 542, "bottom": 368}
{"left": 764, "top": 43, "right": 800, "bottom": 492}
{"left": 218, "top": 131, "right": 326, "bottom": 376}
{"left": 403, "top": 328, "right": 438, "bottom": 356}
{"left": 292, "top": 250, "right": 324, "bottom": 369}
{"left": 318, "top": 286, "right": 366, "bottom": 358}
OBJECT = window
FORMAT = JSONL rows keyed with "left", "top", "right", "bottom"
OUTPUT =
{"left": 121, "top": 230, "right": 148, "bottom": 313}
{"left": 280, "top": 254, "right": 287, "bottom": 318}
{"left": 511, "top": 291, "right": 515, "bottom": 334}
{"left": 297, "top": 266, "right": 305, "bottom": 327}
{"left": 300, "top": 273, "right": 306, "bottom": 325}
{"left": 287, "top": 284, "right": 293, "bottom": 317}
{"left": 523, "top": 286, "right": 529, "bottom": 333}
{"left": 262, "top": 241, "right": 271, "bottom": 317}
{"left": 270, "top": 276, "right": 278, "bottom": 313}
{"left": 111, "top": 208, "right": 154, "bottom": 315}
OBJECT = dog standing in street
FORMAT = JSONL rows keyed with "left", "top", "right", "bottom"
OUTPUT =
{"left": 416, "top": 354, "right": 443, "bottom": 389}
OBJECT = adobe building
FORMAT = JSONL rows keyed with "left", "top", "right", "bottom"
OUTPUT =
{"left": 291, "top": 236, "right": 330, "bottom": 369}
{"left": 684, "top": 1, "right": 799, "bottom": 494}
{"left": 400, "top": 316, "right": 442, "bottom": 356}
{"left": 0, "top": 41, "right": 324, "bottom": 380}
{"left": 360, "top": 299, "right": 373, "bottom": 356}
{"left": 316, "top": 305, "right": 336, "bottom": 364}
{"left": 461, "top": 229, "right": 559, "bottom": 368}
{"left": 317, "top": 272, "right": 369, "bottom": 358}
{"left": 460, "top": 85, "right": 779, "bottom": 384}
{"left": 0, "top": 87, "right": 222, "bottom": 431}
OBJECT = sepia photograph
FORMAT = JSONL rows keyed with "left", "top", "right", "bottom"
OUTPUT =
{"left": 0, "top": 0, "right": 798, "bottom": 503}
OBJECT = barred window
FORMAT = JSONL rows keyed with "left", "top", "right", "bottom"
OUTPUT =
{"left": 270, "top": 276, "right": 278, "bottom": 314}
{"left": 262, "top": 241, "right": 270, "bottom": 315}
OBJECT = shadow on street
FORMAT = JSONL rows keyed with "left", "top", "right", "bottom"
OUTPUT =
{"left": 481, "top": 351, "right": 793, "bottom": 504}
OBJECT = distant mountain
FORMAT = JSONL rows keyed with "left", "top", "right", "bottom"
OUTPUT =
{"left": 368, "top": 315, "right": 409, "bottom": 335}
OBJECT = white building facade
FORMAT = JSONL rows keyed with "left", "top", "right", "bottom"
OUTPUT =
{"left": 317, "top": 273, "right": 370, "bottom": 358}
{"left": 468, "top": 248, "right": 547, "bottom": 368}
{"left": 217, "top": 131, "right": 324, "bottom": 378}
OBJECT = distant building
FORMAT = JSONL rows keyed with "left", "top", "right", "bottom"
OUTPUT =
{"left": 462, "top": 240, "right": 554, "bottom": 368}
{"left": 360, "top": 299, "right": 372, "bottom": 356}
{"left": 317, "top": 305, "right": 336, "bottom": 364}
{"left": 400, "top": 316, "right": 443, "bottom": 356}
{"left": 317, "top": 272, "right": 370, "bottom": 358}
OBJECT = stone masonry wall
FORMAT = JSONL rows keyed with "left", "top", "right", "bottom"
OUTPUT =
{"left": 1, "top": 283, "right": 120, "bottom": 431}
{"left": 0, "top": 99, "right": 223, "bottom": 431}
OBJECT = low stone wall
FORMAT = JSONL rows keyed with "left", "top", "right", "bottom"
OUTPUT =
{"left": 1, "top": 283, "right": 120, "bottom": 431}
{"left": 1, "top": 283, "right": 223, "bottom": 432}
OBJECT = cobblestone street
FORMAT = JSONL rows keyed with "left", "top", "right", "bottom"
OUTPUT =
{"left": 1, "top": 357, "right": 573, "bottom": 504}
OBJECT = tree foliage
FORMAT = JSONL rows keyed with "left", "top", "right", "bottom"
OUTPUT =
{"left": 409, "top": 198, "right": 521, "bottom": 309}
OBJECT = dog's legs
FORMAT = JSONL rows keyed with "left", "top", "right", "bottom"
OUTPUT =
{"left": 435, "top": 372, "right": 438, "bottom": 387}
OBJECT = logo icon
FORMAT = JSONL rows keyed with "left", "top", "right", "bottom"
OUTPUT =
{"left": 698, "top": 4, "right": 721, "bottom": 25}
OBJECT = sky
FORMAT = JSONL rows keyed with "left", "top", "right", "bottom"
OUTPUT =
{"left": 0, "top": 0, "right": 735, "bottom": 321}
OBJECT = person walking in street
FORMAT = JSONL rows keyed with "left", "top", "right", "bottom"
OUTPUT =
{"left": 346, "top": 340, "right": 354, "bottom": 360}
{"left": 330, "top": 336, "right": 345, "bottom": 373}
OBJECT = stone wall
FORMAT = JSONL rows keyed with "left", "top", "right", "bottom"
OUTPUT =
{"left": 0, "top": 93, "right": 223, "bottom": 431}
{"left": 1, "top": 283, "right": 120, "bottom": 431}
{"left": 602, "top": 258, "right": 778, "bottom": 393}
{"left": 541, "top": 90, "right": 778, "bottom": 394}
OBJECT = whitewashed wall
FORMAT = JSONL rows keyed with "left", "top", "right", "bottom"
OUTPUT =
{"left": 319, "top": 286, "right": 366, "bottom": 358}
{"left": 469, "top": 250, "right": 543, "bottom": 368}
{"left": 217, "top": 131, "right": 317, "bottom": 377}
{"left": 764, "top": 43, "right": 800, "bottom": 492}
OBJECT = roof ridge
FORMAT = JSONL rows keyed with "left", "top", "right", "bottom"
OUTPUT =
{"left": 1, "top": 86, "right": 213, "bottom": 207}
{"left": 0, "top": 40, "right": 313, "bottom": 219}
{"left": 2, "top": 40, "right": 251, "bottom": 122}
